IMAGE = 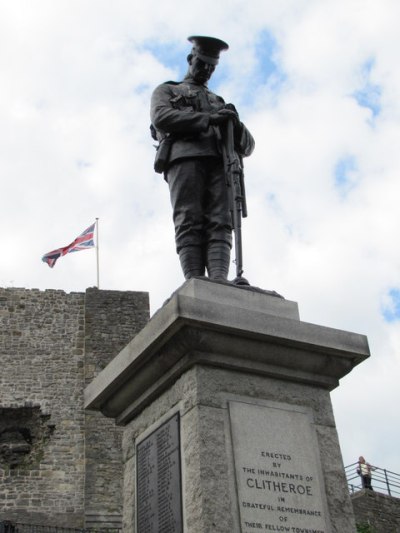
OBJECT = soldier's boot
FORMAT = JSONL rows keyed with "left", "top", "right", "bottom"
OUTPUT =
{"left": 178, "top": 246, "right": 205, "bottom": 279}
{"left": 206, "top": 241, "right": 231, "bottom": 281}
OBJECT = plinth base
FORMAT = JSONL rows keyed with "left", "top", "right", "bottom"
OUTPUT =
{"left": 85, "top": 279, "right": 370, "bottom": 533}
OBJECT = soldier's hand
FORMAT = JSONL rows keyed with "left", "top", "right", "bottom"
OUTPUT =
{"left": 225, "top": 103, "right": 239, "bottom": 118}
{"left": 209, "top": 109, "right": 238, "bottom": 125}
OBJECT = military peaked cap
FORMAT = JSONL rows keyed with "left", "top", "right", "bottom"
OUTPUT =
{"left": 188, "top": 35, "right": 229, "bottom": 65}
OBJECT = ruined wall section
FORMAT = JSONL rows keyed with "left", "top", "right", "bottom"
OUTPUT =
{"left": 84, "top": 288, "right": 149, "bottom": 529}
{"left": 0, "top": 288, "right": 86, "bottom": 526}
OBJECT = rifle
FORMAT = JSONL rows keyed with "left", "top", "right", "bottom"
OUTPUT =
{"left": 221, "top": 119, "right": 249, "bottom": 286}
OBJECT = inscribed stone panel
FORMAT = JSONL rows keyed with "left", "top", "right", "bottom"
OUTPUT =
{"left": 229, "top": 400, "right": 330, "bottom": 533}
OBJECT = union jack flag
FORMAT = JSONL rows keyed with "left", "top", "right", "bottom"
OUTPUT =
{"left": 42, "top": 223, "right": 96, "bottom": 268}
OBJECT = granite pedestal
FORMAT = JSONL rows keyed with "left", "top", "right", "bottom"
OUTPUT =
{"left": 85, "top": 279, "right": 370, "bottom": 533}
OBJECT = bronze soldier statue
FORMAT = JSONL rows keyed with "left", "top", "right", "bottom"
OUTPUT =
{"left": 150, "top": 36, "right": 255, "bottom": 282}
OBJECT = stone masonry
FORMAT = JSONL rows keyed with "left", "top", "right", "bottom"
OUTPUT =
{"left": 0, "top": 287, "right": 149, "bottom": 528}
{"left": 351, "top": 490, "right": 400, "bottom": 532}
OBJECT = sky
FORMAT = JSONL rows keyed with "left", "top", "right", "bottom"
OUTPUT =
{"left": 1, "top": 0, "right": 399, "bottom": 480}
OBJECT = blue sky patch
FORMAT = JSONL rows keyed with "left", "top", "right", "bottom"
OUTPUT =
{"left": 253, "top": 30, "right": 285, "bottom": 87}
{"left": 334, "top": 155, "right": 358, "bottom": 196}
{"left": 353, "top": 58, "right": 382, "bottom": 118}
{"left": 142, "top": 40, "right": 187, "bottom": 78}
{"left": 382, "top": 288, "right": 400, "bottom": 322}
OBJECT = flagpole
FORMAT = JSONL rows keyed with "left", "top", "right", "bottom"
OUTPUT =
{"left": 96, "top": 218, "right": 100, "bottom": 288}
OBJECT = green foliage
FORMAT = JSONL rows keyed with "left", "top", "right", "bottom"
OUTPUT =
{"left": 356, "top": 523, "right": 376, "bottom": 533}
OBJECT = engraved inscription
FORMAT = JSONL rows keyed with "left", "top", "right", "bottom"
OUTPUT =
{"left": 229, "top": 401, "right": 330, "bottom": 533}
{"left": 136, "top": 413, "right": 183, "bottom": 533}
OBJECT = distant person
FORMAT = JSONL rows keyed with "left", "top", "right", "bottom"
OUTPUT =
{"left": 357, "top": 456, "right": 375, "bottom": 490}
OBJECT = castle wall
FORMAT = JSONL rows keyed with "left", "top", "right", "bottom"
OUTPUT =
{"left": 0, "top": 287, "right": 149, "bottom": 528}
{"left": 83, "top": 288, "right": 149, "bottom": 528}
{"left": 351, "top": 490, "right": 400, "bottom": 532}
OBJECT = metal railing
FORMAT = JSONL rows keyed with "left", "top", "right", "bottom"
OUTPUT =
{"left": 0, "top": 524, "right": 120, "bottom": 533}
{"left": 345, "top": 462, "right": 400, "bottom": 498}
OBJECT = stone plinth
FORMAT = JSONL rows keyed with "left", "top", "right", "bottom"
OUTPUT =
{"left": 85, "top": 279, "right": 370, "bottom": 533}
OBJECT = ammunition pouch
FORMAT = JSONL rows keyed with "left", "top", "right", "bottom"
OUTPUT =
{"left": 154, "top": 136, "right": 173, "bottom": 174}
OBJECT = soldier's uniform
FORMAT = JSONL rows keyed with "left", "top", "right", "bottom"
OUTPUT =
{"left": 150, "top": 36, "right": 255, "bottom": 280}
